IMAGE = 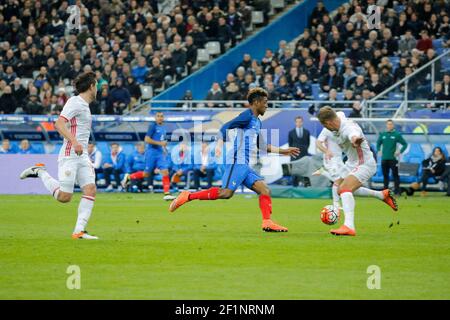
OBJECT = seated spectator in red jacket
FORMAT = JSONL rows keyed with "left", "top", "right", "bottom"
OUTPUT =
{"left": 416, "top": 30, "right": 433, "bottom": 52}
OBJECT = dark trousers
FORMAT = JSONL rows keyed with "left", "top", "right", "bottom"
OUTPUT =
{"left": 421, "top": 169, "right": 436, "bottom": 191}
{"left": 442, "top": 167, "right": 450, "bottom": 195}
{"left": 193, "top": 168, "right": 214, "bottom": 189}
{"left": 103, "top": 167, "right": 123, "bottom": 187}
{"left": 382, "top": 160, "right": 400, "bottom": 193}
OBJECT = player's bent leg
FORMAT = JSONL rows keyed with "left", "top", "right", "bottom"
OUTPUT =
{"left": 72, "top": 183, "right": 98, "bottom": 240}
{"left": 56, "top": 191, "right": 73, "bottom": 203}
{"left": 331, "top": 175, "right": 361, "bottom": 236}
{"left": 168, "top": 187, "right": 223, "bottom": 212}
{"left": 250, "top": 180, "right": 288, "bottom": 233}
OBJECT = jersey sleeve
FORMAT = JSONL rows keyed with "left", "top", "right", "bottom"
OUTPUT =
{"left": 146, "top": 123, "right": 156, "bottom": 138}
{"left": 317, "top": 128, "right": 329, "bottom": 142}
{"left": 59, "top": 99, "right": 79, "bottom": 121}
{"left": 219, "top": 110, "right": 252, "bottom": 141}
{"left": 343, "top": 122, "right": 363, "bottom": 142}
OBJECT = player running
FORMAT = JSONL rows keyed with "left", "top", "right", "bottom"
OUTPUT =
{"left": 121, "top": 111, "right": 175, "bottom": 201}
{"left": 314, "top": 125, "right": 399, "bottom": 217}
{"left": 20, "top": 72, "right": 99, "bottom": 239}
{"left": 317, "top": 107, "right": 398, "bottom": 236}
{"left": 168, "top": 88, "right": 300, "bottom": 232}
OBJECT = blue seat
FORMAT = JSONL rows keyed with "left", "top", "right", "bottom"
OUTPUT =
{"left": 121, "top": 143, "right": 135, "bottom": 156}
{"left": 96, "top": 142, "right": 110, "bottom": 156}
{"left": 432, "top": 39, "right": 443, "bottom": 49}
{"left": 32, "top": 142, "right": 45, "bottom": 154}
{"left": 402, "top": 143, "right": 425, "bottom": 165}
{"left": 311, "top": 84, "right": 320, "bottom": 100}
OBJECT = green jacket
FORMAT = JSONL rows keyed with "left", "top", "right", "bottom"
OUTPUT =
{"left": 377, "top": 130, "right": 408, "bottom": 161}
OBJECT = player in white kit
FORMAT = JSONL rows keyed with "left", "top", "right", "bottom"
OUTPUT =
{"left": 20, "top": 72, "right": 99, "bottom": 239}
{"left": 317, "top": 107, "right": 398, "bottom": 236}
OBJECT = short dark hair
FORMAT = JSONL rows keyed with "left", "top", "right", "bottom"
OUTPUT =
{"left": 74, "top": 71, "right": 96, "bottom": 93}
{"left": 247, "top": 87, "right": 268, "bottom": 104}
{"left": 295, "top": 116, "right": 303, "bottom": 121}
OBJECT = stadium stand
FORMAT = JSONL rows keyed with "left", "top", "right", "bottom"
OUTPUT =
{"left": 202, "top": 0, "right": 450, "bottom": 107}
{"left": 0, "top": 0, "right": 288, "bottom": 116}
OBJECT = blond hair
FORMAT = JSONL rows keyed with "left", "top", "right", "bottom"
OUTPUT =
{"left": 317, "top": 106, "right": 337, "bottom": 124}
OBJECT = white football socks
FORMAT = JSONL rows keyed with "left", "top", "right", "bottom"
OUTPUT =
{"left": 74, "top": 196, "right": 95, "bottom": 234}
{"left": 38, "top": 170, "right": 60, "bottom": 200}
{"left": 332, "top": 184, "right": 340, "bottom": 210}
{"left": 340, "top": 191, "right": 355, "bottom": 230}
{"left": 354, "top": 187, "right": 384, "bottom": 200}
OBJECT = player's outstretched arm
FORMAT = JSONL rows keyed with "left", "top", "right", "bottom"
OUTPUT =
{"left": 316, "top": 140, "right": 333, "bottom": 160}
{"left": 55, "top": 117, "right": 82, "bottom": 155}
{"left": 267, "top": 144, "right": 300, "bottom": 157}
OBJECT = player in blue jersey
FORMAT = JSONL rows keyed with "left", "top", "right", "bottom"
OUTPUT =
{"left": 122, "top": 112, "right": 175, "bottom": 200}
{"left": 169, "top": 88, "right": 300, "bottom": 232}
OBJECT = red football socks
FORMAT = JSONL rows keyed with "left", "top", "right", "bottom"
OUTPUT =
{"left": 188, "top": 187, "right": 219, "bottom": 200}
{"left": 162, "top": 175, "right": 170, "bottom": 193}
{"left": 259, "top": 195, "right": 272, "bottom": 220}
{"left": 130, "top": 171, "right": 145, "bottom": 180}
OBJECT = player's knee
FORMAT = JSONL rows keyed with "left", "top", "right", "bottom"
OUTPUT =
{"left": 260, "top": 187, "right": 271, "bottom": 196}
{"left": 83, "top": 184, "right": 97, "bottom": 197}
{"left": 57, "top": 193, "right": 72, "bottom": 203}
{"left": 219, "top": 189, "right": 234, "bottom": 199}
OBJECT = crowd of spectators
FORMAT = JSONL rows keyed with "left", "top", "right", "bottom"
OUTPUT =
{"left": 0, "top": 0, "right": 265, "bottom": 116}
{"left": 204, "top": 0, "right": 450, "bottom": 113}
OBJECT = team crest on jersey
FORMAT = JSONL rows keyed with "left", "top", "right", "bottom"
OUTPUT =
{"left": 65, "top": 170, "right": 72, "bottom": 177}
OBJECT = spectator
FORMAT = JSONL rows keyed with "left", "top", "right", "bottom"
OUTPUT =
{"left": 87, "top": 142, "right": 103, "bottom": 185}
{"left": 348, "top": 101, "right": 363, "bottom": 118}
{"left": 0, "top": 85, "right": 17, "bottom": 114}
{"left": 185, "top": 35, "right": 198, "bottom": 74}
{"left": 398, "top": 30, "right": 417, "bottom": 53}
{"left": 11, "top": 78, "right": 27, "bottom": 110}
{"left": 172, "top": 41, "right": 187, "bottom": 80}
{"left": 377, "top": 119, "right": 408, "bottom": 195}
{"left": 216, "top": 16, "right": 233, "bottom": 52}
{"left": 177, "top": 90, "right": 195, "bottom": 109}
{"left": 132, "top": 57, "right": 149, "bottom": 85}
{"left": 147, "top": 57, "right": 165, "bottom": 89}
{"left": 0, "top": 139, "right": 16, "bottom": 154}
{"left": 193, "top": 142, "right": 216, "bottom": 190}
{"left": 427, "top": 82, "right": 448, "bottom": 110}
{"left": 17, "top": 139, "right": 36, "bottom": 154}
{"left": 293, "top": 73, "right": 312, "bottom": 100}
{"left": 408, "top": 147, "right": 446, "bottom": 196}
{"left": 320, "top": 66, "right": 343, "bottom": 93}
{"left": 107, "top": 78, "right": 131, "bottom": 115}
{"left": 206, "top": 82, "right": 224, "bottom": 107}
{"left": 368, "top": 73, "right": 384, "bottom": 96}
{"left": 416, "top": 29, "right": 433, "bottom": 52}
{"left": 125, "top": 76, "right": 142, "bottom": 109}
{"left": 25, "top": 90, "right": 43, "bottom": 114}
{"left": 126, "top": 142, "right": 146, "bottom": 192}
{"left": 103, "top": 142, "right": 127, "bottom": 192}
{"left": 327, "top": 89, "right": 339, "bottom": 109}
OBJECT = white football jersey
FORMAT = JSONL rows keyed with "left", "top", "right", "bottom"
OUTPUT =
{"left": 58, "top": 95, "right": 92, "bottom": 159}
{"left": 317, "top": 127, "right": 342, "bottom": 157}
{"left": 333, "top": 112, "right": 375, "bottom": 166}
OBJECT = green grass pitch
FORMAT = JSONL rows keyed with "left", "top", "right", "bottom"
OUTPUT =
{"left": 0, "top": 193, "right": 449, "bottom": 299}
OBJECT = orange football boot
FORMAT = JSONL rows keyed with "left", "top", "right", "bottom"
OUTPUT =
{"left": 262, "top": 219, "right": 288, "bottom": 232}
{"left": 169, "top": 190, "right": 191, "bottom": 212}
{"left": 330, "top": 225, "right": 356, "bottom": 236}
{"left": 382, "top": 189, "right": 398, "bottom": 211}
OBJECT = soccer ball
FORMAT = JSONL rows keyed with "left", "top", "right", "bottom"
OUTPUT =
{"left": 320, "top": 205, "right": 340, "bottom": 225}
